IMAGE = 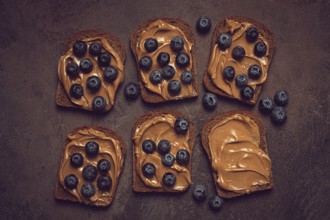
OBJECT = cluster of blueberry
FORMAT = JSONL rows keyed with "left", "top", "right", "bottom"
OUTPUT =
{"left": 218, "top": 27, "right": 267, "bottom": 100}
{"left": 141, "top": 118, "right": 190, "bottom": 187}
{"left": 259, "top": 90, "right": 288, "bottom": 124}
{"left": 67, "top": 41, "right": 119, "bottom": 111}
{"left": 138, "top": 36, "right": 194, "bottom": 96}
{"left": 192, "top": 185, "right": 224, "bottom": 211}
{"left": 64, "top": 141, "right": 112, "bottom": 198}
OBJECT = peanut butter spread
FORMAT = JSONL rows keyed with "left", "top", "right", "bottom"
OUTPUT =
{"left": 58, "top": 37, "right": 124, "bottom": 111}
{"left": 58, "top": 127, "right": 124, "bottom": 206}
{"left": 133, "top": 114, "right": 192, "bottom": 191}
{"left": 207, "top": 19, "right": 270, "bottom": 103}
{"left": 136, "top": 20, "right": 197, "bottom": 100}
{"left": 207, "top": 114, "right": 271, "bottom": 193}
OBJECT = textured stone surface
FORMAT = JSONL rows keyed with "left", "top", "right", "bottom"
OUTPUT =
{"left": 0, "top": 0, "right": 329, "bottom": 219}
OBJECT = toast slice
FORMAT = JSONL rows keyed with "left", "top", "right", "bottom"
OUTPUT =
{"left": 56, "top": 30, "right": 126, "bottom": 112}
{"left": 132, "top": 110, "right": 195, "bottom": 192}
{"left": 130, "top": 18, "right": 198, "bottom": 103}
{"left": 204, "top": 17, "right": 276, "bottom": 105}
{"left": 200, "top": 111, "right": 273, "bottom": 198}
{"left": 54, "top": 126, "right": 126, "bottom": 207}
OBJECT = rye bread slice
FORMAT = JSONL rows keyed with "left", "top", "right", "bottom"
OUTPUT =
{"left": 204, "top": 16, "right": 276, "bottom": 105}
{"left": 54, "top": 126, "right": 126, "bottom": 207}
{"left": 56, "top": 30, "right": 126, "bottom": 111}
{"left": 132, "top": 110, "right": 195, "bottom": 192}
{"left": 130, "top": 18, "right": 198, "bottom": 103}
{"left": 200, "top": 110, "right": 273, "bottom": 198}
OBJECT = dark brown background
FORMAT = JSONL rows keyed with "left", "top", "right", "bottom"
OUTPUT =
{"left": 1, "top": 0, "right": 329, "bottom": 219}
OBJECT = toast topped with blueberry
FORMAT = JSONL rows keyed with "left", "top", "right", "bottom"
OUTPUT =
{"left": 130, "top": 18, "right": 198, "bottom": 103}
{"left": 56, "top": 30, "right": 126, "bottom": 112}
{"left": 204, "top": 17, "right": 276, "bottom": 104}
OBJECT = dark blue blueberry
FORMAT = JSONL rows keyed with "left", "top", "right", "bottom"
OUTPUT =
{"left": 87, "top": 76, "right": 101, "bottom": 92}
{"left": 192, "top": 185, "right": 207, "bottom": 201}
{"left": 246, "top": 27, "right": 259, "bottom": 43}
{"left": 92, "top": 96, "right": 106, "bottom": 112}
{"left": 97, "top": 159, "right": 111, "bottom": 174}
{"left": 254, "top": 42, "right": 267, "bottom": 57}
{"left": 168, "top": 80, "right": 181, "bottom": 96}
{"left": 270, "top": 106, "right": 287, "bottom": 125}
{"left": 142, "top": 163, "right": 156, "bottom": 178}
{"left": 89, "top": 42, "right": 102, "bottom": 56}
{"left": 259, "top": 97, "right": 274, "bottom": 114}
{"left": 170, "top": 36, "right": 184, "bottom": 52}
{"left": 103, "top": 65, "right": 118, "bottom": 82}
{"left": 162, "top": 65, "right": 175, "bottom": 80}
{"left": 240, "top": 86, "right": 255, "bottom": 100}
{"left": 209, "top": 195, "right": 224, "bottom": 211}
{"left": 144, "top": 38, "right": 158, "bottom": 52}
{"left": 174, "top": 118, "right": 189, "bottom": 135}
{"left": 97, "top": 175, "right": 112, "bottom": 191}
{"left": 82, "top": 165, "right": 98, "bottom": 181}
{"left": 232, "top": 46, "right": 245, "bottom": 60}
{"left": 181, "top": 71, "right": 194, "bottom": 84}
{"left": 222, "top": 66, "right": 235, "bottom": 81}
{"left": 73, "top": 41, "right": 87, "bottom": 57}
{"left": 124, "top": 82, "right": 140, "bottom": 100}
{"left": 235, "top": 73, "right": 248, "bottom": 88}
{"left": 248, "top": 64, "right": 262, "bottom": 79}
{"left": 175, "top": 52, "right": 190, "bottom": 68}
{"left": 70, "top": 153, "right": 84, "bottom": 168}
{"left": 149, "top": 70, "right": 162, "bottom": 85}
{"left": 157, "top": 52, "right": 170, "bottom": 67}
{"left": 139, "top": 56, "right": 153, "bottom": 70}
{"left": 217, "top": 33, "right": 232, "bottom": 50}
{"left": 196, "top": 16, "right": 212, "bottom": 34}
{"left": 142, "top": 139, "right": 156, "bottom": 154}
{"left": 176, "top": 149, "right": 190, "bottom": 165}
{"left": 64, "top": 174, "right": 79, "bottom": 189}
{"left": 157, "top": 140, "right": 171, "bottom": 155}
{"left": 66, "top": 62, "right": 79, "bottom": 78}
{"left": 97, "top": 52, "right": 111, "bottom": 67}
{"left": 202, "top": 92, "right": 217, "bottom": 110}
{"left": 162, "top": 172, "right": 176, "bottom": 187}
{"left": 70, "top": 84, "right": 84, "bottom": 99}
{"left": 85, "top": 141, "right": 99, "bottom": 157}
{"left": 79, "top": 58, "right": 93, "bottom": 73}
{"left": 162, "top": 153, "right": 175, "bottom": 167}
{"left": 274, "top": 90, "right": 289, "bottom": 106}
{"left": 81, "top": 182, "right": 96, "bottom": 198}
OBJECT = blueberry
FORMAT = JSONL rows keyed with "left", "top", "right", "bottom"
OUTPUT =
{"left": 181, "top": 71, "right": 194, "bottom": 84}
{"left": 103, "top": 65, "right": 118, "bottom": 82}
{"left": 175, "top": 52, "right": 190, "bottom": 68}
{"left": 79, "top": 58, "right": 93, "bottom": 73}
{"left": 254, "top": 42, "right": 267, "bottom": 57}
{"left": 73, "top": 41, "right": 87, "bottom": 57}
{"left": 124, "top": 82, "right": 140, "bottom": 100}
{"left": 81, "top": 182, "right": 96, "bottom": 198}
{"left": 142, "top": 163, "right": 156, "bottom": 178}
{"left": 66, "top": 62, "right": 79, "bottom": 78}
{"left": 170, "top": 36, "right": 184, "bottom": 52}
{"left": 97, "top": 175, "right": 112, "bottom": 191}
{"left": 162, "top": 65, "right": 175, "bottom": 80}
{"left": 86, "top": 76, "right": 101, "bottom": 92}
{"left": 142, "top": 139, "right": 156, "bottom": 154}
{"left": 157, "top": 52, "right": 170, "bottom": 67}
{"left": 162, "top": 172, "right": 176, "bottom": 187}
{"left": 157, "top": 140, "right": 171, "bottom": 155}
{"left": 196, "top": 16, "right": 212, "bottom": 34}
{"left": 274, "top": 90, "right": 289, "bottom": 106}
{"left": 209, "top": 195, "right": 224, "bottom": 211}
{"left": 64, "top": 174, "right": 79, "bottom": 189}
{"left": 259, "top": 97, "right": 274, "bottom": 114}
{"left": 162, "top": 153, "right": 175, "bottom": 167}
{"left": 82, "top": 165, "right": 98, "bottom": 181}
{"left": 139, "top": 56, "right": 153, "bottom": 70}
{"left": 246, "top": 27, "right": 259, "bottom": 43}
{"left": 70, "top": 84, "right": 84, "bottom": 99}
{"left": 248, "top": 64, "right": 262, "bottom": 79}
{"left": 97, "top": 159, "right": 111, "bottom": 174}
{"left": 98, "top": 52, "right": 111, "bottom": 67}
{"left": 144, "top": 38, "right": 158, "bottom": 52}
{"left": 176, "top": 149, "right": 190, "bottom": 165}
{"left": 89, "top": 42, "right": 102, "bottom": 56}
{"left": 240, "top": 86, "right": 255, "bottom": 100}
{"left": 192, "top": 185, "right": 207, "bottom": 201}
{"left": 270, "top": 106, "right": 287, "bottom": 125}
{"left": 235, "top": 73, "right": 248, "bottom": 88}
{"left": 149, "top": 70, "right": 162, "bottom": 85}
{"left": 222, "top": 66, "right": 235, "bottom": 81}
{"left": 85, "top": 141, "right": 99, "bottom": 157}
{"left": 203, "top": 92, "right": 217, "bottom": 110}
{"left": 92, "top": 96, "right": 106, "bottom": 112}
{"left": 168, "top": 80, "right": 182, "bottom": 96}
{"left": 232, "top": 46, "right": 245, "bottom": 60}
{"left": 174, "top": 118, "right": 189, "bottom": 135}
{"left": 70, "top": 153, "right": 84, "bottom": 168}
{"left": 217, "top": 33, "right": 232, "bottom": 50}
